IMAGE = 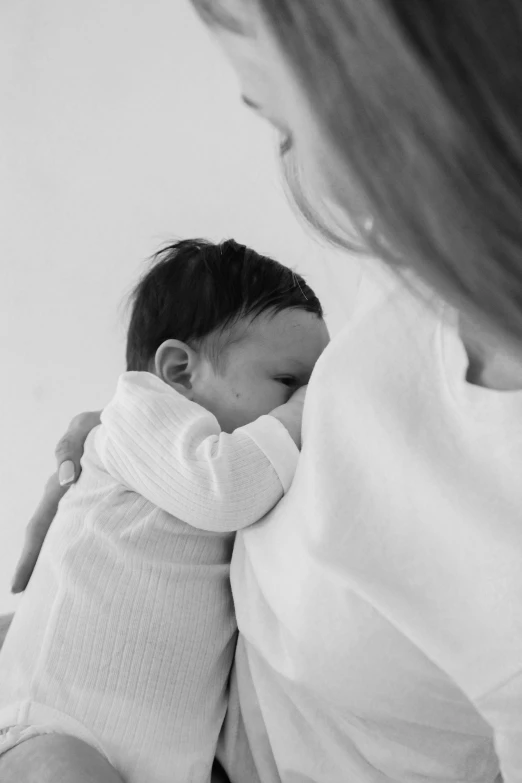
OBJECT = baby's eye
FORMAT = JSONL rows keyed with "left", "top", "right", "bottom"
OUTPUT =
{"left": 276, "top": 376, "right": 297, "bottom": 388}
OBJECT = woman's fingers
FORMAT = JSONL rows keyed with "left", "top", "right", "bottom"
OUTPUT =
{"left": 12, "top": 411, "right": 102, "bottom": 593}
{"left": 57, "top": 459, "right": 77, "bottom": 487}
{"left": 55, "top": 432, "right": 81, "bottom": 486}
{"left": 55, "top": 411, "right": 101, "bottom": 485}
{"left": 11, "top": 474, "right": 67, "bottom": 594}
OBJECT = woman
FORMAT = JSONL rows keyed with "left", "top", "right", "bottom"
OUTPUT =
{"left": 5, "top": 1, "right": 522, "bottom": 781}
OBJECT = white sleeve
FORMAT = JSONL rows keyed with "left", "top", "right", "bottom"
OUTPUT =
{"left": 475, "top": 671, "right": 522, "bottom": 783}
{"left": 95, "top": 372, "right": 299, "bottom": 532}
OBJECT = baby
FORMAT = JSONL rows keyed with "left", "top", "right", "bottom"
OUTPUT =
{"left": 0, "top": 238, "right": 328, "bottom": 783}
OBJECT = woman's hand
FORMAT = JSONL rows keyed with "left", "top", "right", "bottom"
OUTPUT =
{"left": 11, "top": 473, "right": 67, "bottom": 594}
{"left": 54, "top": 410, "right": 102, "bottom": 487}
{"left": 11, "top": 411, "right": 101, "bottom": 594}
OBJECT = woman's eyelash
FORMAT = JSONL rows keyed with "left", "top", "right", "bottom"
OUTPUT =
{"left": 279, "top": 134, "right": 293, "bottom": 157}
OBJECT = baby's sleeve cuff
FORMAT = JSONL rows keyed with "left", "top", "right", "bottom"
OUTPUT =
{"left": 237, "top": 415, "right": 300, "bottom": 494}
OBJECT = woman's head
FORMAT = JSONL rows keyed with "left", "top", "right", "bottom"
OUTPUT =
{"left": 192, "top": 0, "right": 522, "bottom": 348}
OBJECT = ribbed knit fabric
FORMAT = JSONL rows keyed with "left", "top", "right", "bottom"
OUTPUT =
{"left": 0, "top": 372, "right": 298, "bottom": 783}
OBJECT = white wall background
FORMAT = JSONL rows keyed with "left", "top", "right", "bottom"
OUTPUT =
{"left": 0, "top": 0, "right": 359, "bottom": 612}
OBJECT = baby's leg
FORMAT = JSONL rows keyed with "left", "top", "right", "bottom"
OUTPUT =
{"left": 0, "top": 734, "right": 124, "bottom": 783}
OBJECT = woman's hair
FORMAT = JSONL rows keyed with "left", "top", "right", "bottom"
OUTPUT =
{"left": 192, "top": 0, "right": 522, "bottom": 345}
{"left": 126, "top": 238, "right": 322, "bottom": 371}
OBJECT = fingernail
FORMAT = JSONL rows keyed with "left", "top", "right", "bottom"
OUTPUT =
{"left": 58, "top": 460, "right": 75, "bottom": 486}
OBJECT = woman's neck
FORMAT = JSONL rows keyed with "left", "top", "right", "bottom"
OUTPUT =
{"left": 459, "top": 314, "right": 522, "bottom": 391}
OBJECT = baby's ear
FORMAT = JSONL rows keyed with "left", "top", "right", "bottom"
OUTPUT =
{"left": 154, "top": 340, "right": 197, "bottom": 398}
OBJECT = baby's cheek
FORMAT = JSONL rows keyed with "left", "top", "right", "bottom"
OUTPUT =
{"left": 235, "top": 388, "right": 268, "bottom": 419}
{"left": 231, "top": 379, "right": 283, "bottom": 423}
{"left": 257, "top": 384, "right": 288, "bottom": 416}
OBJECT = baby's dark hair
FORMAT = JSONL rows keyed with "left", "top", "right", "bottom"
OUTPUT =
{"left": 126, "top": 238, "right": 323, "bottom": 371}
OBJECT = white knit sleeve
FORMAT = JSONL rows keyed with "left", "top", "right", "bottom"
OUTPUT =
{"left": 95, "top": 372, "right": 299, "bottom": 532}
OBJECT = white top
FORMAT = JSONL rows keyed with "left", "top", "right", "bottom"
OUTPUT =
{"left": 0, "top": 372, "right": 298, "bottom": 783}
{"left": 223, "top": 267, "right": 522, "bottom": 783}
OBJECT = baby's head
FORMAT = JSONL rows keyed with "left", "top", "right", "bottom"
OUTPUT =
{"left": 126, "top": 239, "right": 329, "bottom": 432}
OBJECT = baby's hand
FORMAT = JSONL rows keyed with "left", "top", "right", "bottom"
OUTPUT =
{"left": 269, "top": 385, "right": 307, "bottom": 450}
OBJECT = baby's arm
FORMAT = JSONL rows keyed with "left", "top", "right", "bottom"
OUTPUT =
{"left": 95, "top": 372, "right": 301, "bottom": 532}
